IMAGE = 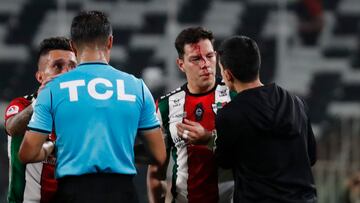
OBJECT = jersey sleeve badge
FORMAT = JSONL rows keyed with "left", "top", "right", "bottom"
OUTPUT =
{"left": 6, "top": 105, "right": 20, "bottom": 117}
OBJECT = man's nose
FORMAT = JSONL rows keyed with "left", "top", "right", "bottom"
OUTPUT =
{"left": 200, "top": 57, "right": 211, "bottom": 68}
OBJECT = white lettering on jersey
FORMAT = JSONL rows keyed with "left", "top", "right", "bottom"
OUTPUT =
{"left": 88, "top": 78, "right": 113, "bottom": 100}
{"left": 116, "top": 80, "right": 136, "bottom": 102}
{"left": 60, "top": 80, "right": 86, "bottom": 102}
{"left": 60, "top": 78, "right": 136, "bottom": 102}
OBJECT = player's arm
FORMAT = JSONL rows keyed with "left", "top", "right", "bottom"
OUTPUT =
{"left": 7, "top": 76, "right": 56, "bottom": 136}
{"left": 5, "top": 105, "right": 33, "bottom": 136}
{"left": 18, "top": 130, "right": 53, "bottom": 163}
{"left": 19, "top": 86, "right": 53, "bottom": 163}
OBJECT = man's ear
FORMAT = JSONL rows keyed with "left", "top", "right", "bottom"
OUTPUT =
{"left": 35, "top": 71, "right": 43, "bottom": 83}
{"left": 70, "top": 41, "right": 78, "bottom": 57}
{"left": 223, "top": 69, "right": 234, "bottom": 83}
{"left": 176, "top": 58, "right": 185, "bottom": 73}
{"left": 107, "top": 35, "right": 113, "bottom": 50}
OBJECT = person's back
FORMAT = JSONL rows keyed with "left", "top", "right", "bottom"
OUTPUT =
{"left": 42, "top": 62, "right": 151, "bottom": 177}
{"left": 217, "top": 83, "right": 316, "bottom": 202}
{"left": 216, "top": 35, "right": 317, "bottom": 203}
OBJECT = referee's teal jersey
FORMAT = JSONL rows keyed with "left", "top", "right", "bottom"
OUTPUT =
{"left": 28, "top": 62, "right": 160, "bottom": 178}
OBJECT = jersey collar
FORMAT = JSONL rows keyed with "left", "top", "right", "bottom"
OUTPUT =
{"left": 77, "top": 62, "right": 108, "bottom": 67}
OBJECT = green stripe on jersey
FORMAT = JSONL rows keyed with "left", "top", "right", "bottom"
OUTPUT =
{"left": 171, "top": 147, "right": 179, "bottom": 200}
{"left": 157, "top": 98, "right": 170, "bottom": 141}
{"left": 8, "top": 136, "right": 26, "bottom": 203}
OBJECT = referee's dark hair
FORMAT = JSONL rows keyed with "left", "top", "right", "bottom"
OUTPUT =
{"left": 218, "top": 36, "right": 261, "bottom": 83}
{"left": 70, "top": 10, "right": 112, "bottom": 48}
{"left": 175, "top": 26, "right": 214, "bottom": 58}
{"left": 37, "top": 37, "right": 72, "bottom": 64}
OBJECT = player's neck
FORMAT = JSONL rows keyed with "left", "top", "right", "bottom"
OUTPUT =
{"left": 234, "top": 78, "right": 263, "bottom": 93}
{"left": 77, "top": 46, "right": 109, "bottom": 64}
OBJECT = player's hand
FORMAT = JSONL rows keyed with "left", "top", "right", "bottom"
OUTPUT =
{"left": 37, "top": 74, "right": 59, "bottom": 95}
{"left": 176, "top": 119, "right": 212, "bottom": 145}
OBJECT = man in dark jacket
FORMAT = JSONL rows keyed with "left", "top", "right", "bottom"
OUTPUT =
{"left": 215, "top": 35, "right": 317, "bottom": 203}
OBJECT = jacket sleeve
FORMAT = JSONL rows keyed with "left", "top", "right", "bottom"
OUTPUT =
{"left": 215, "top": 110, "right": 236, "bottom": 169}
{"left": 298, "top": 96, "right": 317, "bottom": 166}
{"left": 307, "top": 118, "right": 317, "bottom": 166}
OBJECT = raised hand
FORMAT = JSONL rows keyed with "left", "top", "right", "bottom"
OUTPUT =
{"left": 176, "top": 119, "right": 212, "bottom": 145}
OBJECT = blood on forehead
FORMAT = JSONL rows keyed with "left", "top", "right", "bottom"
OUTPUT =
{"left": 188, "top": 43, "right": 210, "bottom": 60}
{"left": 189, "top": 43, "right": 202, "bottom": 54}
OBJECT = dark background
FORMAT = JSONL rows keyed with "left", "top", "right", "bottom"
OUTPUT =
{"left": 1, "top": 0, "right": 360, "bottom": 202}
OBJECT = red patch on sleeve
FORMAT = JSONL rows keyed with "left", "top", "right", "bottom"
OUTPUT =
{"left": 4, "top": 97, "right": 31, "bottom": 121}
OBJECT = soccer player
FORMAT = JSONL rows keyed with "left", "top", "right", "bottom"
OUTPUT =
{"left": 216, "top": 35, "right": 317, "bottom": 203}
{"left": 18, "top": 10, "right": 166, "bottom": 203}
{"left": 147, "top": 27, "right": 234, "bottom": 203}
{"left": 4, "top": 37, "right": 76, "bottom": 203}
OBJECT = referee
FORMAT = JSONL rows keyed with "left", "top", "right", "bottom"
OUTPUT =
{"left": 18, "top": 11, "right": 166, "bottom": 203}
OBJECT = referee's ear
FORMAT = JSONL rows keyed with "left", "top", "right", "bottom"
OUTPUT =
{"left": 106, "top": 35, "right": 113, "bottom": 50}
{"left": 70, "top": 40, "right": 78, "bottom": 57}
{"left": 35, "top": 71, "right": 43, "bottom": 83}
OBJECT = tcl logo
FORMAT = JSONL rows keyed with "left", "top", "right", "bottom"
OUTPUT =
{"left": 60, "top": 78, "right": 136, "bottom": 102}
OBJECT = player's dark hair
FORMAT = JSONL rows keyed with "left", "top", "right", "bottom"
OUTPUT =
{"left": 37, "top": 37, "right": 72, "bottom": 63}
{"left": 218, "top": 36, "right": 261, "bottom": 83}
{"left": 71, "top": 10, "right": 112, "bottom": 47}
{"left": 175, "top": 26, "right": 214, "bottom": 58}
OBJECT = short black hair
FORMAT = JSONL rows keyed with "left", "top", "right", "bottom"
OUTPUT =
{"left": 71, "top": 10, "right": 112, "bottom": 47}
{"left": 175, "top": 26, "right": 214, "bottom": 58}
{"left": 37, "top": 37, "right": 72, "bottom": 63}
{"left": 218, "top": 36, "right": 261, "bottom": 83}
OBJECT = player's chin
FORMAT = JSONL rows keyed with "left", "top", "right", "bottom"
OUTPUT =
{"left": 199, "top": 77, "right": 215, "bottom": 86}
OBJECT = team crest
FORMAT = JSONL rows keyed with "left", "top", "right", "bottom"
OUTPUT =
{"left": 194, "top": 103, "right": 204, "bottom": 121}
{"left": 6, "top": 105, "right": 19, "bottom": 117}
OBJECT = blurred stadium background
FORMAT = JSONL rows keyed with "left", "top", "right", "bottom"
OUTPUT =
{"left": 0, "top": 0, "right": 359, "bottom": 202}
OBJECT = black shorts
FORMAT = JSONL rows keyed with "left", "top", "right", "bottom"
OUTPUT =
{"left": 54, "top": 173, "right": 138, "bottom": 203}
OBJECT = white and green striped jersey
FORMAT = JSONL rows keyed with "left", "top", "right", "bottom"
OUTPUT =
{"left": 156, "top": 80, "right": 235, "bottom": 203}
